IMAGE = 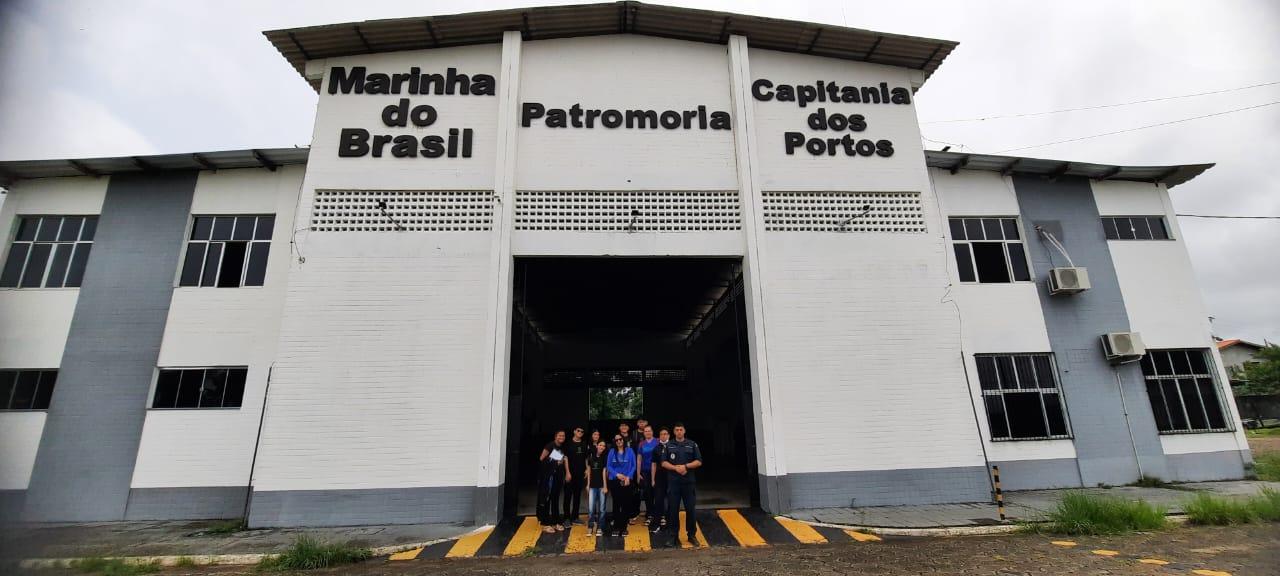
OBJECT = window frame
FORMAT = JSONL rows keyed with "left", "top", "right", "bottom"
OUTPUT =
{"left": 176, "top": 214, "right": 274, "bottom": 289}
{"left": 0, "top": 369, "right": 59, "bottom": 411}
{"left": 975, "top": 353, "right": 1074, "bottom": 442}
{"left": 1, "top": 215, "right": 98, "bottom": 290}
{"left": 1141, "top": 349, "right": 1232, "bottom": 434}
{"left": 1101, "top": 216, "right": 1173, "bottom": 241}
{"left": 948, "top": 216, "right": 1034, "bottom": 284}
{"left": 149, "top": 366, "right": 249, "bottom": 410}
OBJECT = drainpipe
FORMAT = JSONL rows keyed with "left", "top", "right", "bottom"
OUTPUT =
{"left": 242, "top": 363, "right": 274, "bottom": 523}
{"left": 1113, "top": 367, "right": 1145, "bottom": 480}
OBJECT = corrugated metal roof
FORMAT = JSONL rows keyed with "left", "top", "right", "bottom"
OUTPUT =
{"left": 262, "top": 2, "right": 959, "bottom": 92}
{"left": 0, "top": 148, "right": 308, "bottom": 186}
{"left": 0, "top": 147, "right": 1211, "bottom": 190}
{"left": 925, "top": 150, "right": 1212, "bottom": 189}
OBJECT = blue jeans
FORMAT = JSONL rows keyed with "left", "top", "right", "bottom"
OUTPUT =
{"left": 587, "top": 487, "right": 606, "bottom": 528}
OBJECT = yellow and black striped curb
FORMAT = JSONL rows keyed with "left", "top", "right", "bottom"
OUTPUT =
{"left": 389, "top": 508, "right": 886, "bottom": 560}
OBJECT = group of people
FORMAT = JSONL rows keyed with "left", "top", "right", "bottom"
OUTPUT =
{"left": 536, "top": 417, "right": 702, "bottom": 547}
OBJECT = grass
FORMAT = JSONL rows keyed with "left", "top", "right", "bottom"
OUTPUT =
{"left": 202, "top": 518, "right": 247, "bottom": 535}
{"left": 1029, "top": 492, "right": 1168, "bottom": 535}
{"left": 69, "top": 558, "right": 161, "bottom": 576}
{"left": 174, "top": 556, "right": 198, "bottom": 568}
{"left": 1183, "top": 488, "right": 1280, "bottom": 525}
{"left": 1256, "top": 453, "right": 1280, "bottom": 481}
{"left": 1246, "top": 427, "right": 1280, "bottom": 438}
{"left": 255, "top": 536, "right": 372, "bottom": 571}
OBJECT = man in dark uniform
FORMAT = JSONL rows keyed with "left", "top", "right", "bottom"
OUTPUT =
{"left": 562, "top": 427, "right": 589, "bottom": 525}
{"left": 660, "top": 422, "right": 701, "bottom": 547}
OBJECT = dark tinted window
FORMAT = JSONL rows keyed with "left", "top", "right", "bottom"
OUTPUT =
{"left": 3, "top": 216, "right": 97, "bottom": 288}
{"left": 972, "top": 242, "right": 1011, "bottom": 283}
{"left": 978, "top": 353, "right": 1070, "bottom": 441}
{"left": 953, "top": 244, "right": 975, "bottom": 283}
{"left": 182, "top": 215, "right": 273, "bottom": 288}
{"left": 154, "top": 367, "right": 248, "bottom": 409}
{"left": 950, "top": 217, "right": 1028, "bottom": 284}
{"left": 1141, "top": 349, "right": 1227, "bottom": 433}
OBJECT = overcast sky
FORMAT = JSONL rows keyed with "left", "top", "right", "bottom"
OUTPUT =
{"left": 2, "top": 0, "right": 1277, "bottom": 344}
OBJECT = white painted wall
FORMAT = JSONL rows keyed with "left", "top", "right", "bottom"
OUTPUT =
{"left": 517, "top": 36, "right": 738, "bottom": 191}
{"left": 930, "top": 168, "right": 1074, "bottom": 464}
{"left": 749, "top": 48, "right": 927, "bottom": 192}
{"left": 131, "top": 166, "right": 303, "bottom": 488}
{"left": 0, "top": 176, "right": 106, "bottom": 490}
{"left": 0, "top": 412, "right": 45, "bottom": 490}
{"left": 747, "top": 50, "right": 987, "bottom": 474}
{"left": 251, "top": 232, "right": 490, "bottom": 491}
{"left": 1097, "top": 180, "right": 1249, "bottom": 460}
{"left": 254, "top": 45, "right": 500, "bottom": 492}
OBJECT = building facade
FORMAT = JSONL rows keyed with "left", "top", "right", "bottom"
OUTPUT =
{"left": 0, "top": 3, "right": 1254, "bottom": 527}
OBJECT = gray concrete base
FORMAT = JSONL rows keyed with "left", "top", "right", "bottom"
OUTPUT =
{"left": 758, "top": 474, "right": 790, "bottom": 514}
{"left": 0, "top": 490, "right": 24, "bottom": 524}
{"left": 472, "top": 484, "right": 502, "bottom": 526}
{"left": 125, "top": 487, "right": 249, "bottom": 521}
{"left": 248, "top": 486, "right": 474, "bottom": 528}
{"left": 991, "top": 458, "right": 1082, "bottom": 491}
{"left": 1165, "top": 450, "right": 1248, "bottom": 483}
{"left": 786, "top": 465, "right": 992, "bottom": 509}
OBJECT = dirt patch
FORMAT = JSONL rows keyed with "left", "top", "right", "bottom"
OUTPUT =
{"left": 1248, "top": 435, "right": 1280, "bottom": 456}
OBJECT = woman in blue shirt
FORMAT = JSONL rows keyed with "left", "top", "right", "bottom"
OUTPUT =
{"left": 605, "top": 434, "right": 637, "bottom": 537}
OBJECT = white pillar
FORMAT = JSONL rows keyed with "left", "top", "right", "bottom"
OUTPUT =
{"left": 475, "top": 30, "right": 522, "bottom": 525}
{"left": 727, "top": 34, "right": 789, "bottom": 513}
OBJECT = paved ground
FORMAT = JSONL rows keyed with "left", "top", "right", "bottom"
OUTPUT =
{"left": 19, "top": 523, "right": 1278, "bottom": 575}
{"left": 0, "top": 520, "right": 470, "bottom": 560}
{"left": 795, "top": 480, "right": 1280, "bottom": 528}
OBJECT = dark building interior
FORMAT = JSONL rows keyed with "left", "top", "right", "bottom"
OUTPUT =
{"left": 503, "top": 257, "right": 757, "bottom": 516}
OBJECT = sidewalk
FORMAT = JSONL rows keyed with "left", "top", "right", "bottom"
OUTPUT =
{"left": 789, "top": 480, "right": 1280, "bottom": 529}
{"left": 0, "top": 519, "right": 473, "bottom": 562}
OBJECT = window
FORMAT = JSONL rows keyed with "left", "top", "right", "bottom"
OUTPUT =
{"left": 949, "top": 217, "right": 1031, "bottom": 283}
{"left": 0, "top": 370, "right": 58, "bottom": 410}
{"left": 1, "top": 216, "right": 97, "bottom": 288}
{"left": 976, "top": 354, "right": 1071, "bottom": 440}
{"left": 1102, "top": 216, "right": 1169, "bottom": 240}
{"left": 1141, "top": 349, "right": 1229, "bottom": 433}
{"left": 152, "top": 367, "right": 247, "bottom": 409}
{"left": 179, "top": 215, "right": 273, "bottom": 287}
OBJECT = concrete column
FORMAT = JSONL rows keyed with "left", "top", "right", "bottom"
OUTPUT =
{"left": 726, "top": 35, "right": 789, "bottom": 513}
{"left": 474, "top": 30, "right": 522, "bottom": 525}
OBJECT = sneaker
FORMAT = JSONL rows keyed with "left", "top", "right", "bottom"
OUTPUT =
{"left": 650, "top": 524, "right": 663, "bottom": 534}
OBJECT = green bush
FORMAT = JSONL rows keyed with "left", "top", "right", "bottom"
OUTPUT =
{"left": 256, "top": 536, "right": 372, "bottom": 571}
{"left": 203, "top": 518, "right": 247, "bottom": 535}
{"left": 174, "top": 556, "right": 198, "bottom": 568}
{"left": 1036, "top": 492, "right": 1168, "bottom": 535}
{"left": 1185, "top": 489, "right": 1280, "bottom": 525}
{"left": 69, "top": 557, "right": 161, "bottom": 576}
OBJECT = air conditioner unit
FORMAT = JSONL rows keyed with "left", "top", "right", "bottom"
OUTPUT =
{"left": 1048, "top": 267, "right": 1091, "bottom": 295}
{"left": 1102, "top": 332, "right": 1146, "bottom": 363}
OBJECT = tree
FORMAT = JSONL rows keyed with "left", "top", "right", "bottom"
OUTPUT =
{"left": 1230, "top": 344, "right": 1280, "bottom": 396}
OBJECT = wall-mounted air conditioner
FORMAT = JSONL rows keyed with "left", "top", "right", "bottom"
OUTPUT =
{"left": 1048, "top": 267, "right": 1090, "bottom": 295}
{"left": 1102, "top": 332, "right": 1145, "bottom": 364}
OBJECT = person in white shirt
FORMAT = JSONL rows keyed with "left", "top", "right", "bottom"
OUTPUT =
{"left": 536, "top": 430, "right": 570, "bottom": 533}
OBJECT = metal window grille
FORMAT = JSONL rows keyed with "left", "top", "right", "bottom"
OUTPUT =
{"left": 761, "top": 191, "right": 926, "bottom": 232}
{"left": 543, "top": 368, "right": 688, "bottom": 388}
{"left": 976, "top": 353, "right": 1073, "bottom": 441}
{"left": 1140, "top": 349, "right": 1231, "bottom": 433}
{"left": 0, "top": 215, "right": 97, "bottom": 288}
{"left": 152, "top": 367, "right": 248, "bottom": 410}
{"left": 311, "top": 190, "right": 493, "bottom": 232}
{"left": 948, "top": 217, "right": 1032, "bottom": 283}
{"left": 179, "top": 215, "right": 273, "bottom": 288}
{"left": 514, "top": 191, "right": 740, "bottom": 231}
{"left": 0, "top": 369, "right": 58, "bottom": 410}
{"left": 1102, "top": 216, "right": 1171, "bottom": 240}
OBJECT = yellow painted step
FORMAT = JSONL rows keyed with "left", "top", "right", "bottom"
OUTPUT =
{"left": 624, "top": 525, "right": 651, "bottom": 552}
{"left": 678, "top": 511, "right": 709, "bottom": 549}
{"left": 773, "top": 516, "right": 827, "bottom": 544}
{"left": 565, "top": 523, "right": 596, "bottom": 554}
{"left": 388, "top": 547, "right": 423, "bottom": 561}
{"left": 717, "top": 509, "right": 767, "bottom": 547}
{"left": 445, "top": 527, "right": 494, "bottom": 558}
{"left": 503, "top": 517, "right": 543, "bottom": 556}
{"left": 845, "top": 530, "right": 882, "bottom": 542}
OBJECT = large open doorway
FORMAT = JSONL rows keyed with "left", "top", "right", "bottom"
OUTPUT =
{"left": 503, "top": 257, "right": 758, "bottom": 517}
